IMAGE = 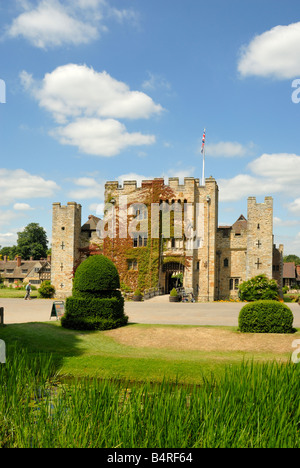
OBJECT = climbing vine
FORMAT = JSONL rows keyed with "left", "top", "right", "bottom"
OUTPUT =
{"left": 79, "top": 179, "right": 193, "bottom": 293}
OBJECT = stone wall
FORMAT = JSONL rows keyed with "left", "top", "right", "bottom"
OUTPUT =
{"left": 246, "top": 197, "right": 273, "bottom": 281}
{"left": 51, "top": 202, "right": 82, "bottom": 298}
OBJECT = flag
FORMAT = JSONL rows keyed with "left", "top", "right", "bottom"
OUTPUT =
{"left": 201, "top": 129, "right": 206, "bottom": 154}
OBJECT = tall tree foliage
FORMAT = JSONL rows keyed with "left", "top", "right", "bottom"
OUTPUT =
{"left": 16, "top": 223, "right": 48, "bottom": 260}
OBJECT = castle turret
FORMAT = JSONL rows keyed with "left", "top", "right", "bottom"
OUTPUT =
{"left": 246, "top": 197, "right": 273, "bottom": 280}
{"left": 51, "top": 202, "right": 82, "bottom": 298}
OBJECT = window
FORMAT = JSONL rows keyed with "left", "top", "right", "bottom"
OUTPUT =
{"left": 224, "top": 258, "right": 229, "bottom": 268}
{"left": 22, "top": 269, "right": 28, "bottom": 274}
{"left": 128, "top": 260, "right": 138, "bottom": 271}
{"left": 133, "top": 235, "right": 147, "bottom": 248}
{"left": 6, "top": 269, "right": 14, "bottom": 274}
{"left": 230, "top": 278, "right": 240, "bottom": 290}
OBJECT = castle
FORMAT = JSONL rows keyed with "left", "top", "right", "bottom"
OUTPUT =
{"left": 51, "top": 176, "right": 283, "bottom": 300}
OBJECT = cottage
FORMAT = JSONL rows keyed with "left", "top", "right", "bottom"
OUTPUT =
{"left": 0, "top": 255, "right": 51, "bottom": 287}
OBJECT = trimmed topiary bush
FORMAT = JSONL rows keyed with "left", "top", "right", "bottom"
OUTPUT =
{"left": 238, "top": 300, "right": 294, "bottom": 334}
{"left": 73, "top": 255, "right": 120, "bottom": 294}
{"left": 61, "top": 255, "right": 128, "bottom": 331}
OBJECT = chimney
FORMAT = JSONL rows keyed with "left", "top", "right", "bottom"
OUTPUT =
{"left": 17, "top": 256, "right": 21, "bottom": 268}
{"left": 3, "top": 256, "right": 7, "bottom": 263}
{"left": 47, "top": 254, "right": 51, "bottom": 263}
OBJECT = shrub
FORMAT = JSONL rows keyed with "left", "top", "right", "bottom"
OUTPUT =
{"left": 170, "top": 288, "right": 178, "bottom": 297}
{"left": 38, "top": 281, "right": 55, "bottom": 299}
{"left": 134, "top": 289, "right": 143, "bottom": 297}
{"left": 62, "top": 255, "right": 128, "bottom": 331}
{"left": 238, "top": 275, "right": 279, "bottom": 302}
{"left": 73, "top": 255, "right": 120, "bottom": 293}
{"left": 61, "top": 296, "right": 127, "bottom": 331}
{"left": 238, "top": 300, "right": 294, "bottom": 334}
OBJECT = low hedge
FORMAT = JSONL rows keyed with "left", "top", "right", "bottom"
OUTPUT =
{"left": 238, "top": 300, "right": 294, "bottom": 334}
{"left": 62, "top": 296, "right": 128, "bottom": 331}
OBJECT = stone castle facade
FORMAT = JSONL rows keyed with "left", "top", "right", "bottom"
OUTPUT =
{"left": 51, "top": 177, "right": 283, "bottom": 300}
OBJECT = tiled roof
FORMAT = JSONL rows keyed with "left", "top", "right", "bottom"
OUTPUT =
{"left": 283, "top": 262, "right": 296, "bottom": 279}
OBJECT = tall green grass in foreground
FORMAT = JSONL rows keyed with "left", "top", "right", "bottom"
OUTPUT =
{"left": 0, "top": 347, "right": 299, "bottom": 448}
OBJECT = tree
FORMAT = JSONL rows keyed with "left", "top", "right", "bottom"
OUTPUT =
{"left": 0, "top": 245, "right": 18, "bottom": 260}
{"left": 283, "top": 255, "right": 300, "bottom": 265}
{"left": 238, "top": 274, "right": 279, "bottom": 302}
{"left": 16, "top": 223, "right": 48, "bottom": 260}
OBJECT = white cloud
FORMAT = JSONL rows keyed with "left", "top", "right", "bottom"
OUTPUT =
{"left": 248, "top": 153, "right": 300, "bottom": 184}
{"left": 13, "top": 203, "right": 33, "bottom": 211}
{"left": 288, "top": 198, "right": 300, "bottom": 215}
{"left": 218, "top": 174, "right": 271, "bottom": 202}
{"left": 21, "top": 64, "right": 163, "bottom": 157}
{"left": 205, "top": 141, "right": 254, "bottom": 158}
{"left": 6, "top": 0, "right": 99, "bottom": 49}
{"left": 68, "top": 177, "right": 104, "bottom": 199}
{"left": 238, "top": 22, "right": 300, "bottom": 79}
{"left": 0, "top": 210, "right": 21, "bottom": 228}
{"left": 142, "top": 72, "right": 172, "bottom": 92}
{"left": 24, "top": 64, "right": 163, "bottom": 123}
{"left": 0, "top": 232, "right": 17, "bottom": 247}
{"left": 219, "top": 153, "right": 300, "bottom": 202}
{"left": 52, "top": 118, "right": 156, "bottom": 157}
{"left": 273, "top": 217, "right": 300, "bottom": 227}
{"left": 5, "top": 0, "right": 138, "bottom": 49}
{"left": 0, "top": 169, "right": 60, "bottom": 205}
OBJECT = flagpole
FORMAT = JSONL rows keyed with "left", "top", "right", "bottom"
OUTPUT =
{"left": 201, "top": 128, "right": 206, "bottom": 186}
{"left": 202, "top": 145, "right": 205, "bottom": 186}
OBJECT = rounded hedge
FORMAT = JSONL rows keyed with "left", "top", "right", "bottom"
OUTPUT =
{"left": 238, "top": 300, "right": 294, "bottom": 334}
{"left": 62, "top": 255, "right": 128, "bottom": 331}
{"left": 73, "top": 255, "right": 120, "bottom": 294}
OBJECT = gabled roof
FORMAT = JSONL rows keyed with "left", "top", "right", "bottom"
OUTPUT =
{"left": 219, "top": 215, "right": 247, "bottom": 232}
{"left": 0, "top": 259, "right": 50, "bottom": 279}
{"left": 232, "top": 214, "right": 247, "bottom": 234}
{"left": 283, "top": 262, "right": 296, "bottom": 279}
{"left": 0, "top": 260, "right": 38, "bottom": 279}
{"left": 81, "top": 215, "right": 101, "bottom": 231}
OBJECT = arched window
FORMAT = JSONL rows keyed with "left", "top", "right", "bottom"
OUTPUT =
{"left": 224, "top": 258, "right": 229, "bottom": 268}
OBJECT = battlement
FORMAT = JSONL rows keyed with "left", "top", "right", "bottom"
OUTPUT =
{"left": 105, "top": 177, "right": 215, "bottom": 192}
{"left": 248, "top": 196, "right": 273, "bottom": 206}
{"left": 52, "top": 202, "right": 82, "bottom": 211}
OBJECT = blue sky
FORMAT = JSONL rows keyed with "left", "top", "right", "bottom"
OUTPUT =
{"left": 1, "top": 0, "right": 300, "bottom": 256}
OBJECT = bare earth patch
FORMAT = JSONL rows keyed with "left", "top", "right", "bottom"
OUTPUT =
{"left": 105, "top": 326, "right": 297, "bottom": 354}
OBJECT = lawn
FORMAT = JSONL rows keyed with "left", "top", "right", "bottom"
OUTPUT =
{"left": 1, "top": 321, "right": 300, "bottom": 448}
{"left": 1, "top": 322, "right": 298, "bottom": 383}
{"left": 0, "top": 288, "right": 38, "bottom": 299}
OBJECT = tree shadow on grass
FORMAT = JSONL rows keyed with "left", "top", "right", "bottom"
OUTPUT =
{"left": 0, "top": 322, "right": 89, "bottom": 374}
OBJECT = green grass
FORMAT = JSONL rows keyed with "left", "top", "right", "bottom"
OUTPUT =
{"left": 0, "top": 346, "right": 299, "bottom": 448}
{"left": 0, "top": 288, "right": 38, "bottom": 298}
{"left": 0, "top": 322, "right": 298, "bottom": 383}
{"left": 1, "top": 323, "right": 300, "bottom": 447}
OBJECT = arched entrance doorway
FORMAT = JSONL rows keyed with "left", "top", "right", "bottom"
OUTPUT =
{"left": 162, "top": 261, "right": 185, "bottom": 293}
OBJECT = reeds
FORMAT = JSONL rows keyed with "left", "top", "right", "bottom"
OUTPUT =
{"left": 1, "top": 347, "right": 299, "bottom": 448}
